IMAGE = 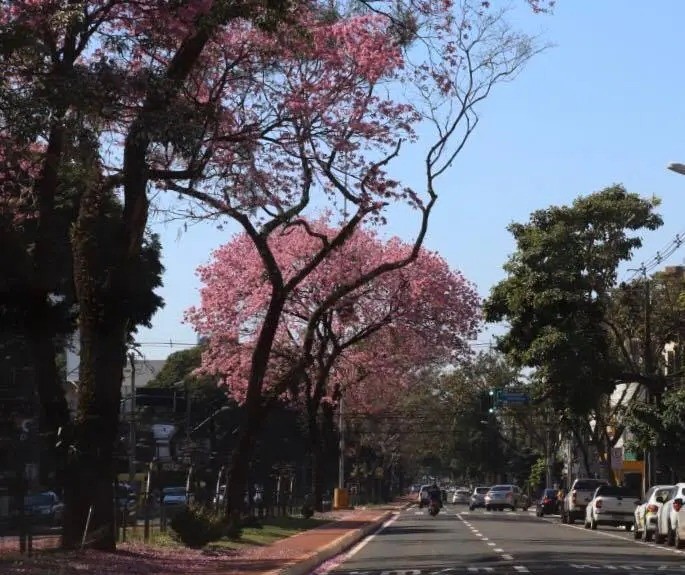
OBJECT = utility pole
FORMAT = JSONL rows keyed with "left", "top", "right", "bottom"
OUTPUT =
{"left": 128, "top": 352, "right": 136, "bottom": 483}
{"left": 338, "top": 393, "right": 344, "bottom": 489}
{"left": 630, "top": 265, "right": 653, "bottom": 491}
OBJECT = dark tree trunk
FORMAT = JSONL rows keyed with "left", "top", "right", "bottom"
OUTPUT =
{"left": 64, "top": 182, "right": 127, "bottom": 551}
{"left": 28, "top": 325, "right": 69, "bottom": 434}
{"left": 307, "top": 410, "right": 324, "bottom": 512}
{"left": 224, "top": 296, "right": 288, "bottom": 529}
{"left": 26, "top": 319, "right": 71, "bottom": 489}
{"left": 225, "top": 397, "right": 263, "bottom": 528}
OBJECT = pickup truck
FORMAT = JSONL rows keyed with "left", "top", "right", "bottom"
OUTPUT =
{"left": 562, "top": 478, "right": 609, "bottom": 524}
{"left": 583, "top": 485, "right": 641, "bottom": 530}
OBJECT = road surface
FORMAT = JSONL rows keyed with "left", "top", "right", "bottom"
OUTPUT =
{"left": 321, "top": 505, "right": 685, "bottom": 575}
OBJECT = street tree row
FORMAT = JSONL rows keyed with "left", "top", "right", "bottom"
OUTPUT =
{"left": 1, "top": 0, "right": 546, "bottom": 548}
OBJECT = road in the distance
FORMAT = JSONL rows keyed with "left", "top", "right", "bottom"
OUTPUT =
{"left": 321, "top": 505, "right": 685, "bottom": 574}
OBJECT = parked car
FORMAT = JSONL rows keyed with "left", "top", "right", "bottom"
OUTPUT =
{"left": 535, "top": 488, "right": 559, "bottom": 517}
{"left": 24, "top": 491, "right": 65, "bottom": 525}
{"left": 660, "top": 483, "right": 685, "bottom": 548}
{"left": 485, "top": 485, "right": 527, "bottom": 511}
{"left": 452, "top": 489, "right": 471, "bottom": 505}
{"left": 563, "top": 478, "right": 609, "bottom": 524}
{"left": 634, "top": 484, "right": 673, "bottom": 542}
{"left": 162, "top": 486, "right": 192, "bottom": 507}
{"left": 583, "top": 485, "right": 640, "bottom": 531}
{"left": 656, "top": 483, "right": 685, "bottom": 545}
{"left": 469, "top": 486, "right": 490, "bottom": 510}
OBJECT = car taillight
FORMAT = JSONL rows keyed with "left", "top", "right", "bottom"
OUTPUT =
{"left": 646, "top": 504, "right": 659, "bottom": 513}
{"left": 506, "top": 492, "right": 513, "bottom": 499}
{"left": 595, "top": 499, "right": 603, "bottom": 509}
{"left": 543, "top": 497, "right": 551, "bottom": 504}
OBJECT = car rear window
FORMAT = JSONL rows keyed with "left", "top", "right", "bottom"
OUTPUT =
{"left": 574, "top": 480, "right": 607, "bottom": 490}
{"left": 490, "top": 485, "right": 512, "bottom": 492}
{"left": 475, "top": 487, "right": 490, "bottom": 494}
{"left": 457, "top": 490, "right": 470, "bottom": 495}
{"left": 595, "top": 486, "right": 640, "bottom": 498}
{"left": 543, "top": 489, "right": 557, "bottom": 497}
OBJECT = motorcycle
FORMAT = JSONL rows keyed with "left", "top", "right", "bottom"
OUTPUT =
{"left": 428, "top": 499, "right": 441, "bottom": 516}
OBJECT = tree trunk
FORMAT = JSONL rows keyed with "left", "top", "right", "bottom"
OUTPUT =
{"left": 224, "top": 295, "right": 288, "bottom": 529}
{"left": 63, "top": 182, "right": 127, "bottom": 551}
{"left": 309, "top": 418, "right": 324, "bottom": 512}
{"left": 26, "top": 320, "right": 70, "bottom": 488}
{"left": 225, "top": 396, "right": 263, "bottom": 529}
{"left": 570, "top": 424, "right": 592, "bottom": 477}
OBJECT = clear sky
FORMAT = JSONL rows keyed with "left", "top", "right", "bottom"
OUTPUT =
{"left": 135, "top": 1, "right": 685, "bottom": 360}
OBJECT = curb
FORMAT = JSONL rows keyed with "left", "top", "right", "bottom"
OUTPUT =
{"left": 273, "top": 509, "right": 396, "bottom": 575}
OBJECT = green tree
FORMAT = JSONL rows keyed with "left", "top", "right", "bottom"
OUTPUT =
{"left": 484, "top": 185, "right": 662, "bottom": 481}
{"left": 484, "top": 185, "right": 662, "bottom": 415}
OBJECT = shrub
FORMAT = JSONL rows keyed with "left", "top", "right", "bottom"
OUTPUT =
{"left": 170, "top": 505, "right": 226, "bottom": 548}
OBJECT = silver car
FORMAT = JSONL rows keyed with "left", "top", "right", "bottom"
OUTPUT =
{"left": 485, "top": 484, "right": 526, "bottom": 511}
{"left": 452, "top": 488, "right": 471, "bottom": 505}
{"left": 469, "top": 486, "right": 491, "bottom": 510}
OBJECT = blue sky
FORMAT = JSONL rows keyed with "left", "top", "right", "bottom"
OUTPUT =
{"left": 136, "top": 1, "right": 685, "bottom": 359}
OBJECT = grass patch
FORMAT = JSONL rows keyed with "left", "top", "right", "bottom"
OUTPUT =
{"left": 119, "top": 516, "right": 331, "bottom": 551}
{"left": 208, "top": 516, "right": 330, "bottom": 551}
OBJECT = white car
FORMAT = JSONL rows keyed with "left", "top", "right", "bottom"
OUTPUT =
{"left": 659, "top": 483, "right": 685, "bottom": 547}
{"left": 634, "top": 484, "right": 673, "bottom": 542}
{"left": 583, "top": 485, "right": 640, "bottom": 530}
{"left": 656, "top": 483, "right": 685, "bottom": 545}
{"left": 162, "top": 486, "right": 192, "bottom": 506}
{"left": 452, "top": 488, "right": 471, "bottom": 505}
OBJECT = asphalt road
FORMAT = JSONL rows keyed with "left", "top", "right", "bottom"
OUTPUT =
{"left": 321, "top": 505, "right": 685, "bottom": 575}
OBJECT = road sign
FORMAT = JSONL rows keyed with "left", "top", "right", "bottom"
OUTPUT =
{"left": 499, "top": 392, "right": 529, "bottom": 404}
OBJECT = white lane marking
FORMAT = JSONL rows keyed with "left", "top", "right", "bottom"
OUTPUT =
{"left": 502, "top": 554, "right": 514, "bottom": 560}
{"left": 493, "top": 548, "right": 504, "bottom": 552}
{"left": 314, "top": 512, "right": 400, "bottom": 574}
{"left": 487, "top": 542, "right": 496, "bottom": 546}
{"left": 514, "top": 567, "right": 529, "bottom": 573}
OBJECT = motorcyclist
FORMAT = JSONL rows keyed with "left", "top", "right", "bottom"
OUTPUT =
{"left": 427, "top": 482, "right": 442, "bottom": 508}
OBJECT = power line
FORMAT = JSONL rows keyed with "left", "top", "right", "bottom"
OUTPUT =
{"left": 624, "top": 228, "right": 685, "bottom": 282}
{"left": 134, "top": 341, "right": 198, "bottom": 348}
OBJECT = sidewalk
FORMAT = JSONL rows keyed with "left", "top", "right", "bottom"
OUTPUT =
{"left": 225, "top": 498, "right": 411, "bottom": 575}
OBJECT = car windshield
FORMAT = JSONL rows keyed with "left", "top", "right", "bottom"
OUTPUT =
{"left": 26, "top": 494, "right": 53, "bottom": 506}
{"left": 490, "top": 485, "right": 512, "bottom": 492}
{"left": 475, "top": 487, "right": 490, "bottom": 494}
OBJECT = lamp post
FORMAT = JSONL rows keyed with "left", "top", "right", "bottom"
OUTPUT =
{"left": 667, "top": 162, "right": 685, "bottom": 176}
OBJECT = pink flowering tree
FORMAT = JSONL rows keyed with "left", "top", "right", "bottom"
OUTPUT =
{"left": 1, "top": 0, "right": 546, "bottom": 547}
{"left": 173, "top": 4, "right": 541, "bottom": 524}
{"left": 188, "top": 221, "right": 480, "bottom": 507}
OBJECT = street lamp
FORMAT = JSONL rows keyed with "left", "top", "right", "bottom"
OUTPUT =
{"left": 667, "top": 162, "right": 685, "bottom": 176}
